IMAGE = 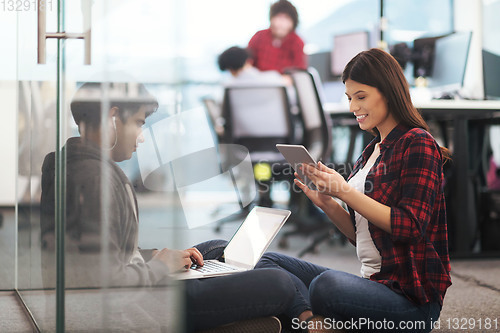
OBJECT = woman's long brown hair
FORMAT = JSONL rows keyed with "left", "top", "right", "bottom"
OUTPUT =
{"left": 342, "top": 48, "right": 451, "bottom": 163}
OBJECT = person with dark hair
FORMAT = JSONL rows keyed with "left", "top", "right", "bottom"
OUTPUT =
{"left": 218, "top": 46, "right": 251, "bottom": 73}
{"left": 256, "top": 48, "right": 452, "bottom": 332}
{"left": 41, "top": 82, "right": 162, "bottom": 284}
{"left": 248, "top": 0, "right": 307, "bottom": 74}
{"left": 40, "top": 81, "right": 295, "bottom": 332}
{"left": 217, "top": 45, "right": 285, "bottom": 85}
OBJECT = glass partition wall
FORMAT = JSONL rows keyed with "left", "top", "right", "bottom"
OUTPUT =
{"left": 16, "top": 1, "right": 189, "bottom": 331}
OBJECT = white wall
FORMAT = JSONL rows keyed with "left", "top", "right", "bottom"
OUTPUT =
{"left": 482, "top": 0, "right": 500, "bottom": 54}
{"left": 454, "top": 0, "right": 484, "bottom": 99}
{"left": 0, "top": 82, "right": 16, "bottom": 206}
{"left": 0, "top": 10, "right": 17, "bottom": 206}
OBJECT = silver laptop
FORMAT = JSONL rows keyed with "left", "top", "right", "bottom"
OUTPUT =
{"left": 173, "top": 206, "right": 291, "bottom": 280}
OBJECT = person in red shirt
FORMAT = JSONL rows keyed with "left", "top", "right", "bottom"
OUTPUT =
{"left": 256, "top": 48, "right": 452, "bottom": 332}
{"left": 248, "top": 0, "right": 307, "bottom": 74}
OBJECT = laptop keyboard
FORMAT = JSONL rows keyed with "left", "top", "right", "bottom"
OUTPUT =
{"left": 190, "top": 260, "right": 238, "bottom": 274}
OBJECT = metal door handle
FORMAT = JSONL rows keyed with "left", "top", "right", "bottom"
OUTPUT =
{"left": 37, "top": 0, "right": 92, "bottom": 64}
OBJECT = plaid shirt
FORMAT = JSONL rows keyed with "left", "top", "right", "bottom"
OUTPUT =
{"left": 347, "top": 124, "right": 452, "bottom": 306}
{"left": 248, "top": 29, "right": 307, "bottom": 74}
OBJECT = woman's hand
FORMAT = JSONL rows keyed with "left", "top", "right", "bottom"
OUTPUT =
{"left": 301, "top": 162, "right": 392, "bottom": 235}
{"left": 300, "top": 161, "right": 351, "bottom": 199}
{"left": 293, "top": 172, "right": 334, "bottom": 210}
{"left": 295, "top": 168, "right": 356, "bottom": 240}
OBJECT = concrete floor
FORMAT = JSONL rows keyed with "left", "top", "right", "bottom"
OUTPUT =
{"left": 0, "top": 291, "right": 34, "bottom": 333}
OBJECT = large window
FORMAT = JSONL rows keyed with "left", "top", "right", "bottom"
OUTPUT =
{"left": 384, "top": 0, "right": 454, "bottom": 45}
{"left": 483, "top": 0, "right": 500, "bottom": 54}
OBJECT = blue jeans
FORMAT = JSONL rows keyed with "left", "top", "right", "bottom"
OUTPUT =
{"left": 256, "top": 252, "right": 441, "bottom": 333}
{"left": 184, "top": 240, "right": 295, "bottom": 332}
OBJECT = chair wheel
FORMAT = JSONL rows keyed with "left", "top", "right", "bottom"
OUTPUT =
{"left": 278, "top": 237, "right": 289, "bottom": 249}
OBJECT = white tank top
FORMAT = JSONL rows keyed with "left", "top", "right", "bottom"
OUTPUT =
{"left": 347, "top": 143, "right": 382, "bottom": 278}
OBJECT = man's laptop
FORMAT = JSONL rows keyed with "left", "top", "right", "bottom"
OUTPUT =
{"left": 173, "top": 206, "right": 291, "bottom": 280}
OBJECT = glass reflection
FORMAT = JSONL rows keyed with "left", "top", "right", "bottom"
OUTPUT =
{"left": 17, "top": 79, "right": 59, "bottom": 331}
{"left": 40, "top": 82, "right": 162, "bottom": 287}
{"left": 39, "top": 82, "right": 184, "bottom": 331}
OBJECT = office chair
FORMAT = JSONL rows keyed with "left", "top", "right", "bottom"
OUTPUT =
{"left": 211, "top": 85, "right": 296, "bottom": 231}
{"left": 202, "top": 96, "right": 225, "bottom": 140}
{"left": 288, "top": 68, "right": 332, "bottom": 161}
{"left": 279, "top": 68, "right": 346, "bottom": 256}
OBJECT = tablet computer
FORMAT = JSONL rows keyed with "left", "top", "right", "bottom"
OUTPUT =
{"left": 276, "top": 144, "right": 317, "bottom": 190}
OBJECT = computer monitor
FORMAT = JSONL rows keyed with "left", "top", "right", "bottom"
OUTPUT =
{"left": 482, "top": 49, "right": 500, "bottom": 100}
{"left": 411, "top": 34, "right": 447, "bottom": 78}
{"left": 331, "top": 31, "right": 369, "bottom": 76}
{"left": 427, "top": 31, "right": 472, "bottom": 94}
{"left": 308, "top": 51, "right": 332, "bottom": 83}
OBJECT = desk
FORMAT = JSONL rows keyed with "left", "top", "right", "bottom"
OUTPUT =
{"left": 325, "top": 99, "right": 500, "bottom": 116}
{"left": 324, "top": 100, "right": 500, "bottom": 257}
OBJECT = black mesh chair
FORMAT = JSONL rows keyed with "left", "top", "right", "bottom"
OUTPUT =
{"left": 213, "top": 84, "right": 296, "bottom": 231}
{"left": 288, "top": 68, "right": 332, "bottom": 162}
{"left": 202, "top": 96, "right": 225, "bottom": 140}
{"left": 279, "top": 68, "right": 346, "bottom": 256}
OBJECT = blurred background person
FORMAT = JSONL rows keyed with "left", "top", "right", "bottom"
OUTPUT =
{"left": 218, "top": 46, "right": 286, "bottom": 86}
{"left": 247, "top": 0, "right": 307, "bottom": 74}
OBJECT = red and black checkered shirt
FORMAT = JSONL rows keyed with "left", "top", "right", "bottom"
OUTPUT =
{"left": 347, "top": 124, "right": 452, "bottom": 306}
{"left": 247, "top": 28, "right": 307, "bottom": 74}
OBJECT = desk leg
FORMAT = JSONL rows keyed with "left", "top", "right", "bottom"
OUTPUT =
{"left": 449, "top": 118, "right": 476, "bottom": 255}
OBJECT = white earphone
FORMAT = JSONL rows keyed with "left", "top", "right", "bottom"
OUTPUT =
{"left": 106, "top": 115, "right": 118, "bottom": 150}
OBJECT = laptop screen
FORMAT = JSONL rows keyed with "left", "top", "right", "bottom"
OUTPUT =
{"left": 224, "top": 207, "right": 290, "bottom": 269}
